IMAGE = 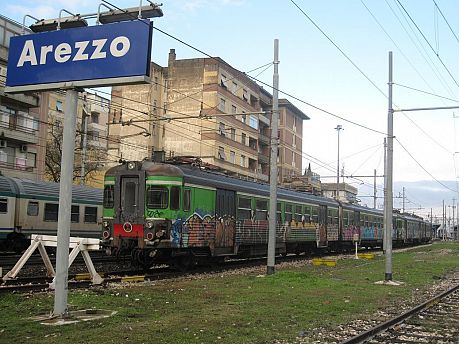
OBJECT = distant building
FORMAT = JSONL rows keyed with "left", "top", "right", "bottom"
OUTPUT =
{"left": 321, "top": 182, "right": 358, "bottom": 203}
{"left": 0, "top": 15, "right": 41, "bottom": 180}
{"left": 282, "top": 163, "right": 322, "bottom": 195}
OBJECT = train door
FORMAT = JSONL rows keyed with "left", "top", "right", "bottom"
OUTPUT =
{"left": 215, "top": 189, "right": 236, "bottom": 252}
{"left": 119, "top": 176, "right": 143, "bottom": 224}
{"left": 318, "top": 205, "right": 327, "bottom": 247}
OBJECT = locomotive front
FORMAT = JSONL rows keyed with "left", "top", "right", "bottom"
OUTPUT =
{"left": 101, "top": 161, "right": 184, "bottom": 261}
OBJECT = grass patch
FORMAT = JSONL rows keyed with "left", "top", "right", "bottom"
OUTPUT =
{"left": 0, "top": 242, "right": 458, "bottom": 343}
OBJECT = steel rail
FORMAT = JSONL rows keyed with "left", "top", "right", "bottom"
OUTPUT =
{"left": 340, "top": 282, "right": 459, "bottom": 344}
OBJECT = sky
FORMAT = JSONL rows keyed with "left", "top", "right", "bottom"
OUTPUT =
{"left": 3, "top": 0, "right": 459, "bottom": 219}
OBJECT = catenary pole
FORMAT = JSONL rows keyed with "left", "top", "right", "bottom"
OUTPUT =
{"left": 267, "top": 39, "right": 279, "bottom": 275}
{"left": 383, "top": 138, "right": 387, "bottom": 252}
{"left": 80, "top": 96, "right": 88, "bottom": 185}
{"left": 54, "top": 89, "right": 78, "bottom": 316}
{"left": 384, "top": 51, "right": 393, "bottom": 281}
{"left": 373, "top": 169, "right": 377, "bottom": 209}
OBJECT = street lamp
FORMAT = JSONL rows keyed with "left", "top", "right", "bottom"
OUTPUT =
{"left": 335, "top": 125, "right": 343, "bottom": 200}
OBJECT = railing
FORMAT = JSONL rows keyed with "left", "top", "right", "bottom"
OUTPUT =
{"left": 0, "top": 161, "right": 34, "bottom": 172}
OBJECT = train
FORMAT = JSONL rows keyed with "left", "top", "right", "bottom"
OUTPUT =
{"left": 100, "top": 160, "right": 432, "bottom": 269}
{"left": 0, "top": 175, "right": 103, "bottom": 252}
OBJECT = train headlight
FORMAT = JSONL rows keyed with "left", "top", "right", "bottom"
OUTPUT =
{"left": 102, "top": 230, "right": 110, "bottom": 240}
{"left": 146, "top": 221, "right": 153, "bottom": 229}
{"left": 103, "top": 221, "right": 109, "bottom": 228}
{"left": 127, "top": 161, "right": 136, "bottom": 170}
{"left": 146, "top": 232, "right": 154, "bottom": 241}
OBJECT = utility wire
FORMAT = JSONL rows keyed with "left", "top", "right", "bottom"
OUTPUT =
{"left": 395, "top": 137, "right": 457, "bottom": 193}
{"left": 395, "top": 0, "right": 459, "bottom": 88}
{"left": 433, "top": 0, "right": 459, "bottom": 43}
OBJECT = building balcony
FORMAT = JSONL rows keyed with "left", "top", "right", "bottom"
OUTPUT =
{"left": 0, "top": 160, "right": 34, "bottom": 173}
{"left": 0, "top": 122, "right": 38, "bottom": 144}
{"left": 0, "top": 89, "right": 39, "bottom": 108}
{"left": 258, "top": 152, "right": 269, "bottom": 164}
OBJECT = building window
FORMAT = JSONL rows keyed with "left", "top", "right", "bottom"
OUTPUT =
{"left": 219, "top": 98, "right": 226, "bottom": 112}
{"left": 154, "top": 76, "right": 158, "bottom": 90}
{"left": 91, "top": 112, "right": 99, "bottom": 124}
{"left": 89, "top": 131, "right": 100, "bottom": 142}
{"left": 231, "top": 105, "right": 237, "bottom": 114}
{"left": 241, "top": 133, "right": 246, "bottom": 145}
{"left": 220, "top": 74, "right": 227, "bottom": 88}
{"left": 56, "top": 100, "right": 63, "bottom": 112}
{"left": 153, "top": 100, "right": 157, "bottom": 114}
{"left": 243, "top": 89, "right": 248, "bottom": 101}
{"left": 0, "top": 151, "right": 7, "bottom": 162}
{"left": 219, "top": 122, "right": 225, "bottom": 136}
{"left": 293, "top": 116, "right": 297, "bottom": 132}
{"left": 230, "top": 128, "right": 236, "bottom": 141}
{"left": 241, "top": 112, "right": 246, "bottom": 123}
{"left": 241, "top": 155, "right": 246, "bottom": 167}
{"left": 249, "top": 115, "right": 258, "bottom": 130}
{"left": 218, "top": 146, "right": 226, "bottom": 160}
{"left": 292, "top": 135, "right": 296, "bottom": 148}
{"left": 232, "top": 81, "right": 238, "bottom": 95}
{"left": 230, "top": 151, "right": 235, "bottom": 164}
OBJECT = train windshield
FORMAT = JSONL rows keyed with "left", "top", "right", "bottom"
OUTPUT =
{"left": 103, "top": 185, "right": 114, "bottom": 208}
{"left": 146, "top": 186, "right": 169, "bottom": 209}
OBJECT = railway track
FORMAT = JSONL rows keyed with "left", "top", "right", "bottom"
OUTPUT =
{"left": 341, "top": 280, "right": 459, "bottom": 344}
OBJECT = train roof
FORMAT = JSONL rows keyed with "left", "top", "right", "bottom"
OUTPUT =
{"left": 0, "top": 175, "right": 102, "bottom": 204}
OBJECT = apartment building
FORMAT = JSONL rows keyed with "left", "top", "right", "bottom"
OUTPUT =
{"left": 109, "top": 62, "right": 166, "bottom": 164}
{"left": 110, "top": 49, "right": 309, "bottom": 183}
{"left": 0, "top": 15, "right": 41, "bottom": 180}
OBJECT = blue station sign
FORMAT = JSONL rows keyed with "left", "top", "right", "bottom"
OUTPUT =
{"left": 5, "top": 20, "right": 152, "bottom": 92}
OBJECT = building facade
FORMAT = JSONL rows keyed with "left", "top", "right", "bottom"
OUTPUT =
{"left": 0, "top": 15, "right": 41, "bottom": 180}
{"left": 110, "top": 50, "right": 309, "bottom": 183}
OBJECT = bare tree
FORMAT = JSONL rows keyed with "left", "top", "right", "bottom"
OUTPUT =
{"left": 45, "top": 115, "right": 106, "bottom": 183}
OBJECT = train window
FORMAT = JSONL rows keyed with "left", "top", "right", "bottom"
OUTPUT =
{"left": 333, "top": 209, "right": 339, "bottom": 225}
{"left": 183, "top": 189, "right": 191, "bottom": 211}
{"left": 285, "top": 204, "right": 293, "bottom": 223}
{"left": 255, "top": 199, "right": 268, "bottom": 220}
{"left": 295, "top": 205, "right": 302, "bottom": 222}
{"left": 238, "top": 196, "right": 252, "bottom": 220}
{"left": 170, "top": 186, "right": 180, "bottom": 210}
{"left": 343, "top": 211, "right": 349, "bottom": 226}
{"left": 0, "top": 198, "right": 7, "bottom": 213}
{"left": 44, "top": 203, "right": 58, "bottom": 221}
{"left": 103, "top": 185, "right": 114, "bottom": 208}
{"left": 327, "top": 209, "right": 333, "bottom": 225}
{"left": 146, "top": 186, "right": 168, "bottom": 209}
{"left": 27, "top": 201, "right": 39, "bottom": 216}
{"left": 311, "top": 206, "right": 319, "bottom": 223}
{"left": 277, "top": 202, "right": 282, "bottom": 223}
{"left": 71, "top": 205, "right": 79, "bottom": 223}
{"left": 84, "top": 206, "right": 98, "bottom": 223}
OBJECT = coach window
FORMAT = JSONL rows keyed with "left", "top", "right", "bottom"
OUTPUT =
{"left": 146, "top": 186, "right": 168, "bottom": 209}
{"left": 277, "top": 202, "right": 282, "bottom": 223}
{"left": 255, "top": 199, "right": 268, "bottom": 220}
{"left": 237, "top": 196, "right": 251, "bottom": 220}
{"left": 183, "top": 189, "right": 191, "bottom": 212}
{"left": 27, "top": 201, "right": 39, "bottom": 216}
{"left": 103, "top": 185, "right": 114, "bottom": 208}
{"left": 170, "top": 186, "right": 180, "bottom": 210}
{"left": 84, "top": 206, "right": 98, "bottom": 223}
{"left": 303, "top": 205, "right": 311, "bottom": 223}
{"left": 333, "top": 209, "right": 339, "bottom": 225}
{"left": 285, "top": 204, "right": 293, "bottom": 223}
{"left": 327, "top": 209, "right": 333, "bottom": 225}
{"left": 343, "top": 211, "right": 349, "bottom": 227}
{"left": 0, "top": 198, "right": 7, "bottom": 213}
{"left": 311, "top": 206, "right": 319, "bottom": 223}
{"left": 294, "top": 205, "right": 302, "bottom": 222}
{"left": 71, "top": 205, "right": 80, "bottom": 223}
{"left": 44, "top": 203, "right": 58, "bottom": 221}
